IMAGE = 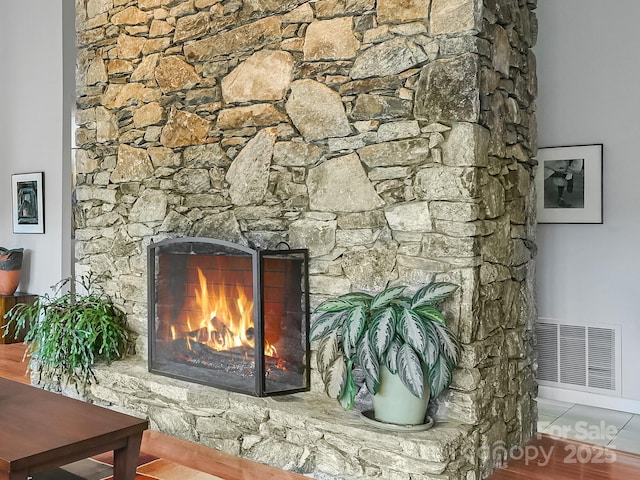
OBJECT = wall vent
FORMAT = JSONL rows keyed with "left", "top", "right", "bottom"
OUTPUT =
{"left": 536, "top": 319, "right": 621, "bottom": 396}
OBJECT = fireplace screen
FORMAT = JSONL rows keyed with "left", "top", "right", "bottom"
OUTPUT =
{"left": 148, "top": 238, "right": 310, "bottom": 396}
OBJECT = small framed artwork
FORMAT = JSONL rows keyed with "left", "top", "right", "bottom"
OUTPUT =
{"left": 12, "top": 172, "right": 45, "bottom": 234}
{"left": 535, "top": 144, "right": 603, "bottom": 224}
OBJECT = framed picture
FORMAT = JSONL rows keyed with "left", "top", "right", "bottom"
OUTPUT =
{"left": 535, "top": 144, "right": 603, "bottom": 224}
{"left": 12, "top": 172, "right": 45, "bottom": 234}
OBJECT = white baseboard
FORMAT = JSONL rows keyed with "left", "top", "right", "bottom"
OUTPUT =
{"left": 538, "top": 385, "right": 640, "bottom": 415}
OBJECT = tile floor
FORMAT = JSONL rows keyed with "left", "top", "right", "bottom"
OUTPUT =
{"left": 537, "top": 398, "right": 640, "bottom": 455}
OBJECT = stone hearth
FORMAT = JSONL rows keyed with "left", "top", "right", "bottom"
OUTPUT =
{"left": 92, "top": 359, "right": 475, "bottom": 478}
{"left": 74, "top": 0, "right": 539, "bottom": 478}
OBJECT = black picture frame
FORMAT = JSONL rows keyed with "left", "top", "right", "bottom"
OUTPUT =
{"left": 12, "top": 172, "right": 45, "bottom": 234}
{"left": 535, "top": 144, "right": 603, "bottom": 224}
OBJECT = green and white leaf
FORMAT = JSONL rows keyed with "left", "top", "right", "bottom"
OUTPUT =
{"left": 411, "top": 282, "right": 459, "bottom": 309}
{"left": 338, "top": 292, "right": 373, "bottom": 306}
{"left": 428, "top": 356, "right": 455, "bottom": 399}
{"left": 420, "top": 321, "right": 440, "bottom": 367}
{"left": 370, "top": 285, "right": 406, "bottom": 310}
{"left": 324, "top": 355, "right": 347, "bottom": 399}
{"left": 342, "top": 330, "right": 354, "bottom": 360}
{"left": 414, "top": 305, "right": 445, "bottom": 325}
{"left": 385, "top": 336, "right": 402, "bottom": 374}
{"left": 316, "top": 331, "right": 340, "bottom": 377}
{"left": 310, "top": 310, "right": 345, "bottom": 341}
{"left": 398, "top": 307, "right": 428, "bottom": 357}
{"left": 369, "top": 307, "right": 397, "bottom": 358}
{"left": 357, "top": 335, "right": 380, "bottom": 395}
{"left": 346, "top": 305, "right": 367, "bottom": 349}
{"left": 314, "top": 297, "right": 355, "bottom": 313}
{"left": 431, "top": 321, "right": 460, "bottom": 364}
{"left": 396, "top": 343, "right": 425, "bottom": 399}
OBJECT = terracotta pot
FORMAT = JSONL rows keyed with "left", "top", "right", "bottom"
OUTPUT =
{"left": 0, "top": 248, "right": 24, "bottom": 296}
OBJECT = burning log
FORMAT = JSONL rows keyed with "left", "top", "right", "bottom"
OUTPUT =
{"left": 184, "top": 318, "right": 259, "bottom": 352}
{"left": 166, "top": 336, "right": 304, "bottom": 387}
{"left": 171, "top": 337, "right": 280, "bottom": 366}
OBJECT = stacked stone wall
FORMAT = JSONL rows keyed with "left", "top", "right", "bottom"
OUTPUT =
{"left": 75, "top": 0, "right": 538, "bottom": 478}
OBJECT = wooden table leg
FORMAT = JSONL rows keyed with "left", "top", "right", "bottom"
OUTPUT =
{"left": 113, "top": 432, "right": 143, "bottom": 480}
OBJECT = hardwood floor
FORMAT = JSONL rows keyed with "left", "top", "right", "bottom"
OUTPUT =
{"left": 2, "top": 343, "right": 640, "bottom": 479}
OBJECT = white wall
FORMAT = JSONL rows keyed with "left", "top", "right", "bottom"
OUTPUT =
{"left": 0, "top": 1, "right": 72, "bottom": 294}
{"left": 535, "top": 0, "right": 640, "bottom": 409}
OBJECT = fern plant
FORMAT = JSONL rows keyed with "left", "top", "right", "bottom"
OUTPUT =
{"left": 311, "top": 282, "right": 459, "bottom": 410}
{"left": 2, "top": 274, "right": 131, "bottom": 392}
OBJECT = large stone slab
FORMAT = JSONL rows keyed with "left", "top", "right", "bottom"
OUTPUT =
{"left": 430, "top": 0, "right": 482, "bottom": 34}
{"left": 341, "top": 240, "right": 398, "bottom": 291}
{"left": 303, "top": 17, "right": 360, "bottom": 60}
{"left": 226, "top": 130, "right": 276, "bottom": 206}
{"left": 273, "top": 141, "right": 325, "bottom": 167}
{"left": 358, "top": 138, "right": 431, "bottom": 168}
{"left": 190, "top": 211, "right": 246, "bottom": 244}
{"left": 307, "top": 153, "right": 384, "bottom": 212}
{"left": 129, "top": 189, "right": 168, "bottom": 222}
{"left": 95, "top": 107, "right": 119, "bottom": 142}
{"left": 350, "top": 37, "right": 427, "bottom": 79}
{"left": 441, "top": 122, "right": 489, "bottom": 166}
{"left": 184, "top": 17, "right": 282, "bottom": 62}
{"left": 414, "top": 167, "right": 478, "bottom": 201}
{"left": 217, "top": 104, "right": 288, "bottom": 129}
{"left": 160, "top": 108, "right": 210, "bottom": 147}
{"left": 315, "top": 0, "right": 376, "bottom": 17}
{"left": 351, "top": 94, "right": 412, "bottom": 121}
{"left": 116, "top": 34, "right": 146, "bottom": 59}
{"left": 111, "top": 144, "right": 154, "bottom": 183}
{"left": 111, "top": 6, "right": 148, "bottom": 25}
{"left": 173, "top": 168, "right": 211, "bottom": 194}
{"left": 155, "top": 56, "right": 200, "bottom": 93}
{"left": 221, "top": 50, "right": 294, "bottom": 103}
{"left": 384, "top": 201, "right": 433, "bottom": 232}
{"left": 132, "top": 102, "right": 165, "bottom": 128}
{"left": 414, "top": 53, "right": 480, "bottom": 123}
{"left": 183, "top": 143, "right": 230, "bottom": 168}
{"left": 173, "top": 12, "right": 210, "bottom": 42}
{"left": 376, "top": 0, "right": 429, "bottom": 24}
{"left": 241, "top": 0, "right": 309, "bottom": 17}
{"left": 285, "top": 80, "right": 351, "bottom": 142}
{"left": 289, "top": 218, "right": 337, "bottom": 257}
{"left": 102, "top": 83, "right": 157, "bottom": 108}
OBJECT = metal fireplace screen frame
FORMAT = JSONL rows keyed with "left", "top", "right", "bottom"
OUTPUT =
{"left": 147, "top": 237, "right": 310, "bottom": 397}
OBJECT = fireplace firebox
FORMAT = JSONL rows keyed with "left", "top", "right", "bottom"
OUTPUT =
{"left": 148, "top": 238, "right": 310, "bottom": 396}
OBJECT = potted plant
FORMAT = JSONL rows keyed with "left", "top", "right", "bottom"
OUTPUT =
{"left": 0, "top": 247, "right": 24, "bottom": 295}
{"left": 311, "top": 282, "right": 459, "bottom": 426}
{"left": 2, "top": 273, "right": 131, "bottom": 392}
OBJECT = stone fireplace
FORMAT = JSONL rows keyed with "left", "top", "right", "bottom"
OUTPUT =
{"left": 74, "top": 0, "right": 539, "bottom": 478}
{"left": 147, "top": 237, "right": 310, "bottom": 395}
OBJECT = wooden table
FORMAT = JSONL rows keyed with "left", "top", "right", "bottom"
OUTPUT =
{"left": 0, "top": 378, "right": 148, "bottom": 480}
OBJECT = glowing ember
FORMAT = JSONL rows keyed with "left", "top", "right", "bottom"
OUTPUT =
{"left": 174, "top": 267, "right": 278, "bottom": 358}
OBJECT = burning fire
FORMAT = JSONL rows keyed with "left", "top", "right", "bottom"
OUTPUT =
{"left": 172, "top": 268, "right": 277, "bottom": 357}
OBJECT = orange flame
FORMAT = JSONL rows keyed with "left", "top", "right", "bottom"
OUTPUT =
{"left": 178, "top": 267, "right": 277, "bottom": 357}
